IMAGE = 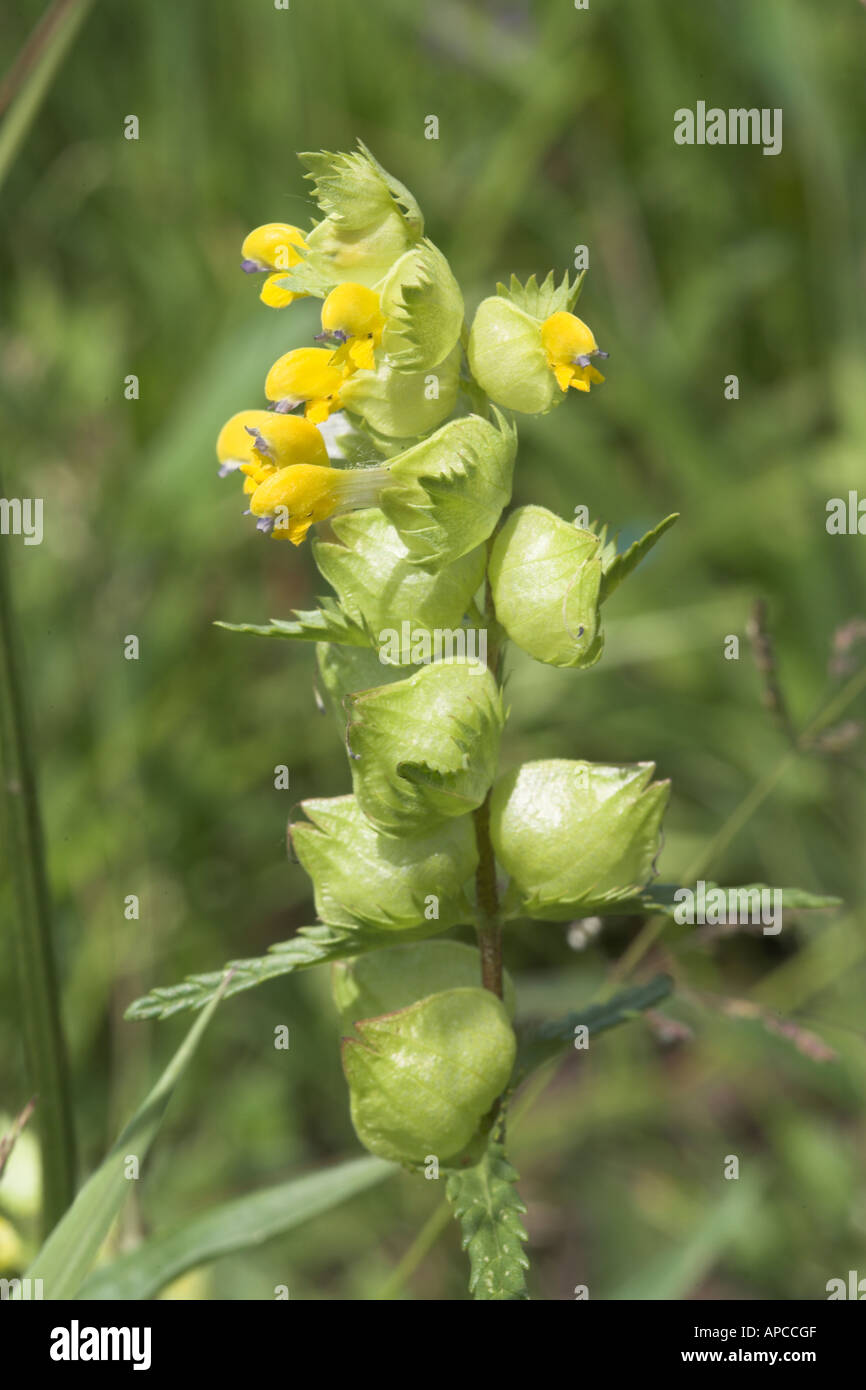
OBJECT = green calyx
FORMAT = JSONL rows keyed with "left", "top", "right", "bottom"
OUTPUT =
{"left": 341, "top": 982, "right": 516, "bottom": 1165}
{"left": 491, "top": 759, "right": 670, "bottom": 920}
{"left": 489, "top": 505, "right": 604, "bottom": 669}
{"left": 346, "top": 659, "right": 504, "bottom": 838}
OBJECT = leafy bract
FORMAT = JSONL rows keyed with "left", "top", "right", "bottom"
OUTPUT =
{"left": 495, "top": 268, "right": 585, "bottom": 321}
{"left": 332, "top": 940, "right": 517, "bottom": 1027}
{"left": 489, "top": 506, "right": 604, "bottom": 668}
{"left": 216, "top": 598, "right": 369, "bottom": 647}
{"left": 446, "top": 1132, "right": 529, "bottom": 1300}
{"left": 313, "top": 509, "right": 484, "bottom": 652}
{"left": 346, "top": 659, "right": 504, "bottom": 837}
{"left": 600, "top": 513, "right": 680, "bottom": 602}
{"left": 380, "top": 239, "right": 464, "bottom": 371}
{"left": 125, "top": 924, "right": 401, "bottom": 1022}
{"left": 511, "top": 975, "right": 674, "bottom": 1085}
{"left": 300, "top": 141, "right": 423, "bottom": 236}
{"left": 381, "top": 411, "right": 516, "bottom": 568}
{"left": 291, "top": 795, "right": 477, "bottom": 932}
{"left": 342, "top": 987, "right": 516, "bottom": 1164}
{"left": 491, "top": 759, "right": 670, "bottom": 920}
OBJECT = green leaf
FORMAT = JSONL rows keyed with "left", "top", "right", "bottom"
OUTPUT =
{"left": 313, "top": 510, "right": 485, "bottom": 652}
{"left": 342, "top": 987, "right": 516, "bottom": 1164}
{"left": 216, "top": 598, "right": 369, "bottom": 647}
{"left": 491, "top": 759, "right": 670, "bottom": 920}
{"left": 332, "top": 941, "right": 517, "bottom": 1026}
{"left": 125, "top": 924, "right": 399, "bottom": 1022}
{"left": 24, "top": 975, "right": 230, "bottom": 1298}
{"left": 600, "top": 513, "right": 680, "bottom": 602}
{"left": 495, "top": 268, "right": 585, "bottom": 321}
{"left": 446, "top": 1133, "right": 529, "bottom": 1300}
{"left": 489, "top": 506, "right": 604, "bottom": 668}
{"left": 380, "top": 239, "right": 464, "bottom": 371}
{"left": 291, "top": 795, "right": 478, "bottom": 932}
{"left": 382, "top": 411, "right": 516, "bottom": 569}
{"left": 78, "top": 1156, "right": 392, "bottom": 1301}
{"left": 511, "top": 975, "right": 674, "bottom": 1085}
{"left": 346, "top": 660, "right": 504, "bottom": 837}
{"left": 340, "top": 345, "right": 460, "bottom": 438}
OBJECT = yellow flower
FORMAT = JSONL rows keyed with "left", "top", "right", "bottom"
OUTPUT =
{"left": 264, "top": 348, "right": 348, "bottom": 424}
{"left": 318, "top": 282, "right": 385, "bottom": 372}
{"left": 216, "top": 410, "right": 329, "bottom": 494}
{"left": 241, "top": 223, "right": 308, "bottom": 307}
{"left": 540, "top": 311, "right": 608, "bottom": 394}
{"left": 249, "top": 463, "right": 390, "bottom": 545}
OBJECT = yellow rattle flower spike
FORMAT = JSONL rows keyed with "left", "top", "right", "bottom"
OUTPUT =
{"left": 317, "top": 282, "right": 386, "bottom": 372}
{"left": 540, "top": 311, "right": 608, "bottom": 394}
{"left": 240, "top": 223, "right": 308, "bottom": 308}
{"left": 264, "top": 348, "right": 348, "bottom": 425}
{"left": 249, "top": 462, "right": 391, "bottom": 545}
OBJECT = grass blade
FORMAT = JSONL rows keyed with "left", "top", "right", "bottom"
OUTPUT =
{"left": 0, "top": 465, "right": 76, "bottom": 1232}
{"left": 0, "top": 0, "right": 95, "bottom": 193}
{"left": 79, "top": 1155, "right": 393, "bottom": 1300}
{"left": 23, "top": 971, "right": 231, "bottom": 1299}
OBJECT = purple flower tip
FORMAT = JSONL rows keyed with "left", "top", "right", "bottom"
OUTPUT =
{"left": 256, "top": 515, "right": 275, "bottom": 535}
{"left": 244, "top": 425, "right": 275, "bottom": 458}
{"left": 241, "top": 258, "right": 265, "bottom": 274}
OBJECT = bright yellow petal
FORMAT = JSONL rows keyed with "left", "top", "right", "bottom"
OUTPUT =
{"left": 242, "top": 223, "right": 307, "bottom": 272}
{"left": 348, "top": 337, "right": 377, "bottom": 371}
{"left": 265, "top": 348, "right": 345, "bottom": 405}
{"left": 552, "top": 363, "right": 574, "bottom": 392}
{"left": 260, "top": 274, "right": 297, "bottom": 309}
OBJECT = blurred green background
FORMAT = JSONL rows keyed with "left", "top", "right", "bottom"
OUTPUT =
{"left": 2, "top": 0, "right": 865, "bottom": 1299}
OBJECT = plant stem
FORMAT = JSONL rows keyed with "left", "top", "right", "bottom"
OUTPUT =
{"left": 474, "top": 535, "right": 505, "bottom": 998}
{"left": 474, "top": 792, "right": 503, "bottom": 998}
{"left": 0, "top": 498, "right": 77, "bottom": 1232}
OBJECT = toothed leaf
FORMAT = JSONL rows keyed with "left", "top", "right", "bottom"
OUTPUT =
{"left": 446, "top": 1134, "right": 529, "bottom": 1300}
